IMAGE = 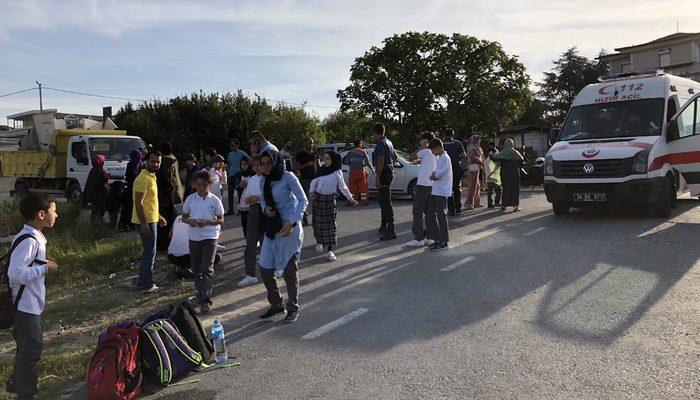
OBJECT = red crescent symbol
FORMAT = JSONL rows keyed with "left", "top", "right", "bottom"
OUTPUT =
{"left": 598, "top": 85, "right": 614, "bottom": 95}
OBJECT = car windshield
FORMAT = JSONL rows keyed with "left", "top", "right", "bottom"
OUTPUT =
{"left": 89, "top": 137, "right": 145, "bottom": 162}
{"left": 560, "top": 98, "right": 665, "bottom": 141}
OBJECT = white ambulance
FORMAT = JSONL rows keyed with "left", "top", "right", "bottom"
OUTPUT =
{"left": 544, "top": 70, "right": 700, "bottom": 217}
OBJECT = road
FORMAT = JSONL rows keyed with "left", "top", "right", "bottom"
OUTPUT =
{"left": 133, "top": 192, "right": 700, "bottom": 398}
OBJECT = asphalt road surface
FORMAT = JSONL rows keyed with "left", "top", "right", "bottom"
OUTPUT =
{"left": 122, "top": 191, "right": 700, "bottom": 399}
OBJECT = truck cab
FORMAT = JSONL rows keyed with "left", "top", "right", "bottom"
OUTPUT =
{"left": 66, "top": 135, "right": 145, "bottom": 200}
{"left": 544, "top": 70, "right": 700, "bottom": 217}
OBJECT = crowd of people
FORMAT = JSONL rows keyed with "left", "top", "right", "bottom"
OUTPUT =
{"left": 4, "top": 124, "right": 524, "bottom": 399}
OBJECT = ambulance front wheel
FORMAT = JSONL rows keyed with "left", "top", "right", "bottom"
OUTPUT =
{"left": 552, "top": 202, "right": 570, "bottom": 216}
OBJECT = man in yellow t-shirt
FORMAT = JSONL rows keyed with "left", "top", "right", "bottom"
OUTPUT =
{"left": 132, "top": 150, "right": 167, "bottom": 293}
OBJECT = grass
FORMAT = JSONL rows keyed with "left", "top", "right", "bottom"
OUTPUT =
{"left": 0, "top": 199, "right": 198, "bottom": 399}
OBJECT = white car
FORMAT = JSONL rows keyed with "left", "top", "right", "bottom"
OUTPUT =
{"left": 340, "top": 148, "right": 420, "bottom": 198}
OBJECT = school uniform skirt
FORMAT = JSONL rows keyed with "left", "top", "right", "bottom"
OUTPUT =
{"left": 312, "top": 193, "right": 338, "bottom": 245}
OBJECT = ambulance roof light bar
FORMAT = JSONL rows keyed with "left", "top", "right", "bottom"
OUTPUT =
{"left": 598, "top": 69, "right": 665, "bottom": 82}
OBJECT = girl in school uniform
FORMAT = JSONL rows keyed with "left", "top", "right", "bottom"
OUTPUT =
{"left": 309, "top": 151, "right": 358, "bottom": 261}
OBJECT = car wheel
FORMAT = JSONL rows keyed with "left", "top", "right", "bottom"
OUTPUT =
{"left": 407, "top": 179, "right": 417, "bottom": 200}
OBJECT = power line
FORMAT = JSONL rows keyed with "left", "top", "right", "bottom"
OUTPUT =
{"left": 43, "top": 86, "right": 148, "bottom": 102}
{"left": 1, "top": 84, "right": 339, "bottom": 110}
{"left": 0, "top": 88, "right": 38, "bottom": 98}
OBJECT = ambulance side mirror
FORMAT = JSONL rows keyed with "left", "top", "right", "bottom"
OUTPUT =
{"left": 667, "top": 120, "right": 679, "bottom": 142}
{"left": 549, "top": 128, "right": 560, "bottom": 144}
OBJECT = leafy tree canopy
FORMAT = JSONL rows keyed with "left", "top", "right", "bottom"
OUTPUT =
{"left": 537, "top": 47, "right": 609, "bottom": 127}
{"left": 338, "top": 31, "right": 532, "bottom": 148}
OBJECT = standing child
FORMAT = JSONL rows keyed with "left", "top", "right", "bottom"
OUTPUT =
{"left": 309, "top": 151, "right": 358, "bottom": 261}
{"left": 237, "top": 155, "right": 264, "bottom": 288}
{"left": 406, "top": 132, "right": 437, "bottom": 248}
{"left": 427, "top": 139, "right": 452, "bottom": 252}
{"left": 236, "top": 155, "right": 254, "bottom": 234}
{"left": 485, "top": 148, "right": 502, "bottom": 208}
{"left": 206, "top": 154, "right": 227, "bottom": 205}
{"left": 182, "top": 170, "right": 225, "bottom": 314}
{"left": 6, "top": 193, "right": 60, "bottom": 400}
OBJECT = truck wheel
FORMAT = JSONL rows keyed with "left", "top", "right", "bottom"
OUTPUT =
{"left": 66, "top": 181, "right": 82, "bottom": 203}
{"left": 14, "top": 181, "right": 29, "bottom": 200}
{"left": 652, "top": 179, "right": 672, "bottom": 218}
{"left": 552, "top": 202, "right": 569, "bottom": 216}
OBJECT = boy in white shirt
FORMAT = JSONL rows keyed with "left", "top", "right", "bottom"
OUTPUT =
{"left": 406, "top": 131, "right": 437, "bottom": 248}
{"left": 427, "top": 138, "right": 453, "bottom": 252}
{"left": 6, "top": 193, "right": 59, "bottom": 399}
{"left": 167, "top": 215, "right": 222, "bottom": 279}
{"left": 238, "top": 155, "right": 264, "bottom": 287}
{"left": 182, "top": 170, "right": 225, "bottom": 315}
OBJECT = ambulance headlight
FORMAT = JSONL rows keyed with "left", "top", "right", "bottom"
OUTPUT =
{"left": 631, "top": 150, "right": 649, "bottom": 174}
{"left": 544, "top": 154, "right": 554, "bottom": 176}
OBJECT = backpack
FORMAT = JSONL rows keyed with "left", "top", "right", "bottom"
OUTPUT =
{"left": 140, "top": 319, "right": 202, "bottom": 386}
{"left": 0, "top": 234, "right": 40, "bottom": 329}
{"left": 87, "top": 322, "right": 142, "bottom": 400}
{"left": 142, "top": 302, "right": 215, "bottom": 364}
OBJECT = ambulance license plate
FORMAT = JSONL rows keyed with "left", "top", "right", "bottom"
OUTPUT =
{"left": 573, "top": 193, "right": 607, "bottom": 202}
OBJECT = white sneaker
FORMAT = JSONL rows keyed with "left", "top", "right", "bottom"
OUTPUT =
{"left": 274, "top": 269, "right": 284, "bottom": 278}
{"left": 216, "top": 244, "right": 226, "bottom": 251}
{"left": 315, "top": 244, "right": 324, "bottom": 252}
{"left": 237, "top": 276, "right": 258, "bottom": 287}
{"left": 423, "top": 239, "right": 435, "bottom": 246}
{"left": 327, "top": 251, "right": 337, "bottom": 261}
{"left": 141, "top": 284, "right": 160, "bottom": 293}
{"left": 405, "top": 240, "right": 425, "bottom": 248}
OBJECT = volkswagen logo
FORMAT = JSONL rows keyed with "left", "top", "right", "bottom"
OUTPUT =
{"left": 583, "top": 163, "right": 595, "bottom": 174}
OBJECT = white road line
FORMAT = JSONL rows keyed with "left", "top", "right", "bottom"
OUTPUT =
{"left": 301, "top": 308, "right": 370, "bottom": 340}
{"left": 439, "top": 256, "right": 476, "bottom": 272}
{"left": 523, "top": 227, "right": 546, "bottom": 236}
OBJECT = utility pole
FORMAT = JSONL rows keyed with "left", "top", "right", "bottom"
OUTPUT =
{"left": 36, "top": 81, "right": 43, "bottom": 111}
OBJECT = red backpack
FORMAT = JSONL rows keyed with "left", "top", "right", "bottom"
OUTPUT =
{"left": 87, "top": 322, "right": 142, "bottom": 400}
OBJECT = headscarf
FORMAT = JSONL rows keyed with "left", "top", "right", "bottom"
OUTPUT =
{"left": 240, "top": 155, "right": 254, "bottom": 178}
{"left": 91, "top": 154, "right": 110, "bottom": 181}
{"left": 496, "top": 139, "right": 524, "bottom": 161}
{"left": 262, "top": 150, "right": 285, "bottom": 239}
{"left": 315, "top": 151, "right": 342, "bottom": 178}
{"left": 127, "top": 149, "right": 143, "bottom": 176}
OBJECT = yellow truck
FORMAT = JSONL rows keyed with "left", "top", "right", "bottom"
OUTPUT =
{"left": 0, "top": 111, "right": 145, "bottom": 200}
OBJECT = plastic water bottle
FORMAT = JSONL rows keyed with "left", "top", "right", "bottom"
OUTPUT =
{"left": 211, "top": 320, "right": 228, "bottom": 365}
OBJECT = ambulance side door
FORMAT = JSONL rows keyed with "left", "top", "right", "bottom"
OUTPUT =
{"left": 666, "top": 93, "right": 700, "bottom": 195}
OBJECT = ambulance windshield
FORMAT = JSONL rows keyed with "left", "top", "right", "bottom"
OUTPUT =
{"left": 559, "top": 98, "right": 665, "bottom": 141}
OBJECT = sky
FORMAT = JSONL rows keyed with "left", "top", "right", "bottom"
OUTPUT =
{"left": 0, "top": 0, "right": 698, "bottom": 126}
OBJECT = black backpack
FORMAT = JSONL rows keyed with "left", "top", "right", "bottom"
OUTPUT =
{"left": 142, "top": 301, "right": 215, "bottom": 364}
{"left": 0, "top": 234, "right": 42, "bottom": 329}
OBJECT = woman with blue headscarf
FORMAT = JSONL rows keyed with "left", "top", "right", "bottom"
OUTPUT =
{"left": 258, "top": 150, "right": 308, "bottom": 323}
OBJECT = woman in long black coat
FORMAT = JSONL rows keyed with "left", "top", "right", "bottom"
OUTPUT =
{"left": 83, "top": 155, "right": 109, "bottom": 222}
{"left": 492, "top": 139, "right": 524, "bottom": 212}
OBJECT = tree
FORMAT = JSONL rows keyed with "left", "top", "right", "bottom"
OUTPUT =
{"left": 258, "top": 104, "right": 326, "bottom": 149}
{"left": 114, "top": 92, "right": 324, "bottom": 159}
{"left": 537, "top": 47, "right": 609, "bottom": 127}
{"left": 337, "top": 32, "right": 531, "bottom": 149}
{"left": 321, "top": 110, "right": 374, "bottom": 144}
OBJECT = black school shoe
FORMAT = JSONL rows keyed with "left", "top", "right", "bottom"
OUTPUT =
{"left": 379, "top": 231, "right": 397, "bottom": 241}
{"left": 259, "top": 306, "right": 285, "bottom": 319}
{"left": 284, "top": 310, "right": 299, "bottom": 323}
{"left": 430, "top": 242, "right": 449, "bottom": 252}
